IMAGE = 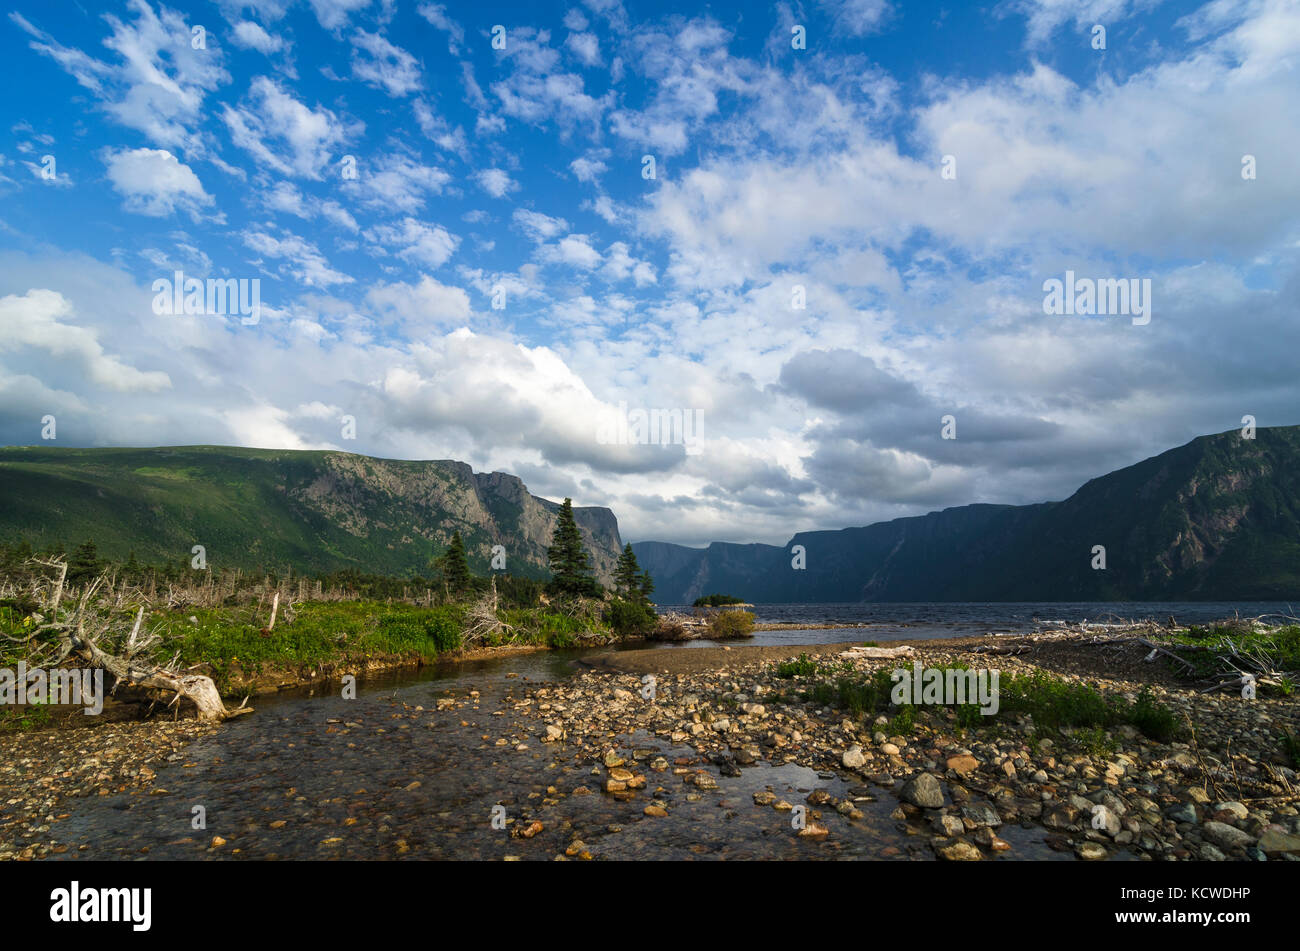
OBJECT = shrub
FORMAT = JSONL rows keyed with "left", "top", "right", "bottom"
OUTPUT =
{"left": 1073, "top": 725, "right": 1118, "bottom": 757}
{"left": 605, "top": 598, "right": 657, "bottom": 636}
{"left": 377, "top": 606, "right": 463, "bottom": 655}
{"left": 998, "top": 670, "right": 1114, "bottom": 730}
{"left": 707, "top": 609, "right": 755, "bottom": 639}
{"left": 425, "top": 607, "right": 463, "bottom": 653}
{"left": 1129, "top": 687, "right": 1178, "bottom": 742}
{"left": 776, "top": 653, "right": 817, "bottom": 678}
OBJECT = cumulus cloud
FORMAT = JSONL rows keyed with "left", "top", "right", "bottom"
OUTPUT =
{"left": 230, "top": 21, "right": 286, "bottom": 54}
{"left": 14, "top": 2, "right": 230, "bottom": 155}
{"left": 0, "top": 289, "right": 170, "bottom": 392}
{"left": 473, "top": 168, "right": 518, "bottom": 198}
{"left": 364, "top": 218, "right": 460, "bottom": 269}
{"left": 243, "top": 230, "right": 353, "bottom": 286}
{"left": 4, "top": 0, "right": 1299, "bottom": 549}
{"left": 365, "top": 275, "right": 472, "bottom": 332}
{"left": 102, "top": 147, "right": 215, "bottom": 220}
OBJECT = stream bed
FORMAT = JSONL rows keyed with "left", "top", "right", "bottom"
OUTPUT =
{"left": 43, "top": 632, "right": 1068, "bottom": 860}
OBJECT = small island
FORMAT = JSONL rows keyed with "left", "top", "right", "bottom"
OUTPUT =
{"left": 692, "top": 593, "right": 751, "bottom": 608}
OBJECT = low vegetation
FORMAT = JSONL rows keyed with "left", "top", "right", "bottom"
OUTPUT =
{"left": 0, "top": 503, "right": 667, "bottom": 725}
{"left": 1165, "top": 622, "right": 1300, "bottom": 697}
{"left": 707, "top": 609, "right": 755, "bottom": 639}
{"left": 769, "top": 658, "right": 1183, "bottom": 750}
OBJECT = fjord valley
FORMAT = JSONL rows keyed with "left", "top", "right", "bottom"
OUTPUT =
{"left": 0, "top": 429, "right": 1298, "bottom": 867}
{"left": 635, "top": 425, "right": 1300, "bottom": 605}
{"left": 6, "top": 425, "right": 1300, "bottom": 605}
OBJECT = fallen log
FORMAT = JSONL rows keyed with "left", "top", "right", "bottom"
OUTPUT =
{"left": 30, "top": 560, "right": 252, "bottom": 722}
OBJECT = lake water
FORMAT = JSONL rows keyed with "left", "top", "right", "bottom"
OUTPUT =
{"left": 658, "top": 601, "right": 1298, "bottom": 646}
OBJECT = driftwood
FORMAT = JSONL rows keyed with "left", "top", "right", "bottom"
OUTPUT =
{"left": 461, "top": 576, "right": 517, "bottom": 645}
{"left": 18, "top": 559, "right": 250, "bottom": 722}
{"left": 1074, "top": 624, "right": 1298, "bottom": 690}
{"left": 838, "top": 644, "right": 914, "bottom": 659}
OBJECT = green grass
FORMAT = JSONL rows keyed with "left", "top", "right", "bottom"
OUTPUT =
{"left": 1167, "top": 624, "right": 1300, "bottom": 693}
{"left": 147, "top": 600, "right": 470, "bottom": 688}
{"left": 1281, "top": 728, "right": 1300, "bottom": 769}
{"left": 775, "top": 653, "right": 818, "bottom": 678}
{"left": 782, "top": 661, "right": 1183, "bottom": 750}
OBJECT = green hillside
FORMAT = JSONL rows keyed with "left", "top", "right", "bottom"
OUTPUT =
{"left": 0, "top": 445, "right": 623, "bottom": 581}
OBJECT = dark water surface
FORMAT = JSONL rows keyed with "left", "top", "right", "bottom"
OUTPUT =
{"left": 659, "top": 601, "right": 1299, "bottom": 648}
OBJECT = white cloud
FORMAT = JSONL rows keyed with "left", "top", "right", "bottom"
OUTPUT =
{"left": 365, "top": 218, "right": 460, "bottom": 269}
{"left": 569, "top": 153, "right": 609, "bottom": 182}
{"left": 231, "top": 21, "right": 287, "bottom": 55}
{"left": 417, "top": 3, "right": 465, "bottom": 54}
{"left": 474, "top": 168, "right": 518, "bottom": 198}
{"left": 244, "top": 230, "right": 353, "bottom": 286}
{"left": 566, "top": 31, "right": 601, "bottom": 66}
{"left": 513, "top": 208, "right": 568, "bottom": 242}
{"left": 223, "top": 77, "right": 356, "bottom": 179}
{"left": 103, "top": 147, "right": 215, "bottom": 220}
{"left": 1003, "top": 0, "right": 1150, "bottom": 46}
{"left": 351, "top": 30, "right": 421, "bottom": 97}
{"left": 818, "top": 0, "right": 893, "bottom": 36}
{"left": 15, "top": 3, "right": 230, "bottom": 155}
{"left": 307, "top": 0, "right": 371, "bottom": 31}
{"left": 344, "top": 152, "right": 450, "bottom": 212}
{"left": 543, "top": 234, "right": 602, "bottom": 270}
{"left": 365, "top": 275, "right": 472, "bottom": 331}
{"left": 0, "top": 288, "right": 170, "bottom": 392}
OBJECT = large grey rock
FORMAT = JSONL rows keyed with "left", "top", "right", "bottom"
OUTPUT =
{"left": 841, "top": 745, "right": 866, "bottom": 769}
{"left": 1202, "top": 821, "right": 1255, "bottom": 851}
{"left": 962, "top": 802, "right": 1002, "bottom": 827}
{"left": 900, "top": 773, "right": 945, "bottom": 809}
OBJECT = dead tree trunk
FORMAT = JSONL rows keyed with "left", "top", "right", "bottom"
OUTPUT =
{"left": 28, "top": 560, "right": 251, "bottom": 722}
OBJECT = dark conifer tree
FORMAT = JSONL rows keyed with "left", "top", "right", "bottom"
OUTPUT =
{"left": 547, "top": 498, "right": 596, "bottom": 598}
{"left": 437, "top": 531, "right": 472, "bottom": 596}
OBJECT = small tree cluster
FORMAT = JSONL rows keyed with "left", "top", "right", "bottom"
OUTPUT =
{"left": 614, "top": 543, "right": 654, "bottom": 604}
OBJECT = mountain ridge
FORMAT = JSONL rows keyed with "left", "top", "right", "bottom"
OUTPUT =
{"left": 633, "top": 426, "right": 1300, "bottom": 603}
{"left": 0, "top": 444, "right": 623, "bottom": 583}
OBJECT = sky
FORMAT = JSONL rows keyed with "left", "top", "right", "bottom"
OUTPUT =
{"left": 0, "top": 0, "right": 1297, "bottom": 548}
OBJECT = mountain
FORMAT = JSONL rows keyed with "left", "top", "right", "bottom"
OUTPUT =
{"left": 0, "top": 446, "right": 623, "bottom": 583}
{"left": 634, "top": 426, "right": 1300, "bottom": 603}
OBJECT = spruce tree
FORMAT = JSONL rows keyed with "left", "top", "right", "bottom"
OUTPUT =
{"left": 637, "top": 568, "right": 655, "bottom": 604}
{"left": 614, "top": 543, "right": 641, "bottom": 599}
{"left": 547, "top": 498, "right": 595, "bottom": 598}
{"left": 437, "top": 531, "right": 472, "bottom": 596}
{"left": 68, "top": 539, "right": 101, "bottom": 584}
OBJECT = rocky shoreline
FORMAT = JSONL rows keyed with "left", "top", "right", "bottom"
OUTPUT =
{"left": 513, "top": 633, "right": 1300, "bottom": 861}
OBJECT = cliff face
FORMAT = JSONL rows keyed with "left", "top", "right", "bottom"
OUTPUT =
{"left": 634, "top": 426, "right": 1300, "bottom": 603}
{"left": 0, "top": 445, "right": 623, "bottom": 583}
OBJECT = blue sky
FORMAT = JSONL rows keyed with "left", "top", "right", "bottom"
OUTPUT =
{"left": 1, "top": 0, "right": 1298, "bottom": 547}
